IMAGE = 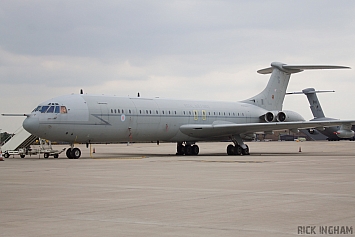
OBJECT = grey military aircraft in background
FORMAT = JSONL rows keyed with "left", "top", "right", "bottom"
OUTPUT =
{"left": 287, "top": 88, "right": 355, "bottom": 141}
{"left": 16, "top": 62, "right": 355, "bottom": 158}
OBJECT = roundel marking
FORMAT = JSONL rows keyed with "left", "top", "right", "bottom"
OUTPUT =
{"left": 121, "top": 114, "right": 126, "bottom": 122}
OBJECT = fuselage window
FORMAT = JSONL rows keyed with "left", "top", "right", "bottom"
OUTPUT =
{"left": 156, "top": 110, "right": 158, "bottom": 114}
{"left": 114, "top": 109, "right": 117, "bottom": 113}
{"left": 150, "top": 110, "right": 152, "bottom": 114}
{"left": 129, "top": 110, "right": 131, "bottom": 114}
{"left": 111, "top": 109, "right": 113, "bottom": 113}
{"left": 122, "top": 109, "right": 124, "bottom": 113}
{"left": 189, "top": 111, "right": 192, "bottom": 115}
{"left": 60, "top": 106, "right": 67, "bottom": 114}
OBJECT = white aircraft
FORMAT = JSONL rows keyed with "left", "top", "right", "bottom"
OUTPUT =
{"left": 16, "top": 62, "right": 355, "bottom": 158}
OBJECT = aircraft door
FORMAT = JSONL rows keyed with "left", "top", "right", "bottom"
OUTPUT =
{"left": 98, "top": 102, "right": 109, "bottom": 125}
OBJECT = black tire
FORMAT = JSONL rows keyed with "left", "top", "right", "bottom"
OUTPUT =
{"left": 66, "top": 149, "right": 73, "bottom": 159}
{"left": 54, "top": 154, "right": 59, "bottom": 158}
{"left": 20, "top": 155, "right": 25, "bottom": 158}
{"left": 227, "top": 144, "right": 234, "bottom": 155}
{"left": 185, "top": 145, "right": 192, "bottom": 156}
{"left": 71, "top": 148, "right": 81, "bottom": 159}
{"left": 176, "top": 145, "right": 185, "bottom": 156}
{"left": 4, "top": 152, "right": 10, "bottom": 158}
{"left": 242, "top": 145, "right": 250, "bottom": 155}
{"left": 234, "top": 145, "right": 242, "bottom": 155}
{"left": 192, "top": 145, "right": 199, "bottom": 155}
{"left": 44, "top": 153, "right": 49, "bottom": 159}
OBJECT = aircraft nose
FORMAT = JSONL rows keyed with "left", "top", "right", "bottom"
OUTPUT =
{"left": 23, "top": 115, "right": 39, "bottom": 135}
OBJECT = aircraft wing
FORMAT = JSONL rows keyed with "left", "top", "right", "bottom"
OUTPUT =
{"left": 179, "top": 120, "right": 355, "bottom": 138}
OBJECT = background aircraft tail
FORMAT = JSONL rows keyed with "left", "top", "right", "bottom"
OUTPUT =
{"left": 286, "top": 88, "right": 335, "bottom": 119}
{"left": 242, "top": 62, "right": 349, "bottom": 111}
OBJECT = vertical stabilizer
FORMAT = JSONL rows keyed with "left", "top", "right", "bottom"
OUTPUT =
{"left": 287, "top": 88, "right": 335, "bottom": 119}
{"left": 303, "top": 88, "right": 326, "bottom": 119}
{"left": 242, "top": 62, "right": 349, "bottom": 111}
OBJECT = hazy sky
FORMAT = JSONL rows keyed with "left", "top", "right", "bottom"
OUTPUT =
{"left": 1, "top": 0, "right": 355, "bottom": 133}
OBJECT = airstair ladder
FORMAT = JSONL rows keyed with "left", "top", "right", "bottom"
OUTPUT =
{"left": 1, "top": 127, "right": 37, "bottom": 152}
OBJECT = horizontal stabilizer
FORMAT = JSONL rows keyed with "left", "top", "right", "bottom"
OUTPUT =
{"left": 257, "top": 62, "right": 350, "bottom": 74}
{"left": 286, "top": 89, "right": 335, "bottom": 95}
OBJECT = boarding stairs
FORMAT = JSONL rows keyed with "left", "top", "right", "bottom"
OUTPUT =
{"left": 1, "top": 126, "right": 37, "bottom": 153}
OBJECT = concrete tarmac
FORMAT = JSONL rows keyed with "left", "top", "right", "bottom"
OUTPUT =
{"left": 1, "top": 141, "right": 355, "bottom": 237}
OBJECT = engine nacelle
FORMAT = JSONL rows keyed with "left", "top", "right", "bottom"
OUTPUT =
{"left": 334, "top": 129, "right": 355, "bottom": 138}
{"left": 261, "top": 110, "right": 304, "bottom": 123}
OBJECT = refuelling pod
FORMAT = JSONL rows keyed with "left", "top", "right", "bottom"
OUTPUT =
{"left": 261, "top": 110, "right": 305, "bottom": 122}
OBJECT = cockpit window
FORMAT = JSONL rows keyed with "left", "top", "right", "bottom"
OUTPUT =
{"left": 34, "top": 104, "right": 67, "bottom": 113}
{"left": 60, "top": 106, "right": 67, "bottom": 114}
{"left": 32, "top": 106, "right": 42, "bottom": 112}
{"left": 40, "top": 106, "right": 49, "bottom": 113}
{"left": 47, "top": 106, "right": 55, "bottom": 113}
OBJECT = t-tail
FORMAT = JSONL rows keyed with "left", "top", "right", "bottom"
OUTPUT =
{"left": 242, "top": 62, "right": 350, "bottom": 111}
{"left": 286, "top": 88, "right": 335, "bottom": 119}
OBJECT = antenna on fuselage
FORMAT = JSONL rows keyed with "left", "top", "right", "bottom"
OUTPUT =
{"left": 137, "top": 92, "right": 140, "bottom": 97}
{"left": 80, "top": 89, "right": 83, "bottom": 94}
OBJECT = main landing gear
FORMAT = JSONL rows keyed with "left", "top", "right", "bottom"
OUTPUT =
{"left": 176, "top": 142, "right": 199, "bottom": 156}
{"left": 66, "top": 145, "right": 81, "bottom": 159}
{"left": 227, "top": 135, "right": 249, "bottom": 156}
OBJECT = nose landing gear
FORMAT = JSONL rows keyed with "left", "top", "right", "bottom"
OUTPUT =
{"left": 66, "top": 146, "right": 81, "bottom": 159}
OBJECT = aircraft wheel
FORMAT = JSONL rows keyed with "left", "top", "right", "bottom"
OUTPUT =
{"left": 192, "top": 145, "right": 199, "bottom": 155}
{"left": 242, "top": 145, "right": 250, "bottom": 155}
{"left": 227, "top": 144, "right": 234, "bottom": 155}
{"left": 176, "top": 144, "right": 185, "bottom": 156}
{"left": 20, "top": 154, "right": 26, "bottom": 158}
{"left": 234, "top": 145, "right": 242, "bottom": 155}
{"left": 185, "top": 145, "right": 192, "bottom": 155}
{"left": 44, "top": 153, "right": 49, "bottom": 159}
{"left": 66, "top": 149, "right": 73, "bottom": 159}
{"left": 71, "top": 148, "right": 81, "bottom": 159}
{"left": 54, "top": 154, "right": 59, "bottom": 158}
{"left": 4, "top": 152, "right": 10, "bottom": 158}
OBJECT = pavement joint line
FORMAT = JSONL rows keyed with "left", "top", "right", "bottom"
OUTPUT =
{"left": 91, "top": 156, "right": 146, "bottom": 160}
{"left": 179, "top": 159, "right": 267, "bottom": 163}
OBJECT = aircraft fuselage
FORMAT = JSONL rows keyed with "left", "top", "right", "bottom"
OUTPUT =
{"left": 24, "top": 94, "right": 268, "bottom": 144}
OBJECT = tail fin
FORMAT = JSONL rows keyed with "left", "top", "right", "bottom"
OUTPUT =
{"left": 242, "top": 62, "right": 349, "bottom": 111}
{"left": 286, "top": 88, "right": 335, "bottom": 119}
